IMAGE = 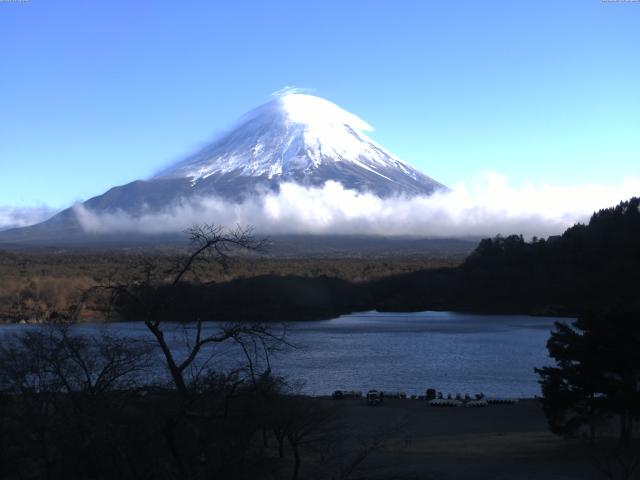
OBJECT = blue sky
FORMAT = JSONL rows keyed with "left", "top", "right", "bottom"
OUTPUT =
{"left": 1, "top": 0, "right": 639, "bottom": 210}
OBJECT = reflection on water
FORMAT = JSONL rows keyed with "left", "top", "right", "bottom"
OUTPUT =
{"left": 0, "top": 311, "right": 571, "bottom": 398}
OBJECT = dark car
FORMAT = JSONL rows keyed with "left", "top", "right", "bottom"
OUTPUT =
{"left": 366, "top": 390, "right": 383, "bottom": 406}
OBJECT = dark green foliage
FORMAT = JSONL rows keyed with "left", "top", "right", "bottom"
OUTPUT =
{"left": 536, "top": 308, "right": 640, "bottom": 445}
{"left": 113, "top": 274, "right": 372, "bottom": 322}
{"left": 459, "top": 197, "right": 640, "bottom": 313}
{"left": 372, "top": 197, "right": 640, "bottom": 314}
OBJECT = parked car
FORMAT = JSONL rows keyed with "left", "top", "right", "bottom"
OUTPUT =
{"left": 366, "top": 390, "right": 383, "bottom": 406}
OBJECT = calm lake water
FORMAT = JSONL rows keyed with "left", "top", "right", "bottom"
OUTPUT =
{"left": 0, "top": 311, "right": 570, "bottom": 398}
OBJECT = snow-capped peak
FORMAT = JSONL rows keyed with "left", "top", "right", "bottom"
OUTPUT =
{"left": 279, "top": 92, "right": 373, "bottom": 134}
{"left": 154, "top": 91, "right": 446, "bottom": 196}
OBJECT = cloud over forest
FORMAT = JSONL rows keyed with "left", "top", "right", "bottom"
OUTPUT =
{"left": 71, "top": 173, "right": 640, "bottom": 238}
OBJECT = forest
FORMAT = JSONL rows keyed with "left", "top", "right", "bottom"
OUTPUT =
{"left": 104, "top": 196, "right": 640, "bottom": 321}
{"left": 1, "top": 197, "right": 639, "bottom": 323}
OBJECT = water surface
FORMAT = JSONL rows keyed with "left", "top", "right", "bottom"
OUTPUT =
{"left": 0, "top": 311, "right": 570, "bottom": 398}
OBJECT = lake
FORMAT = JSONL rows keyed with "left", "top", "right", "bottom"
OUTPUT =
{"left": 0, "top": 311, "right": 570, "bottom": 398}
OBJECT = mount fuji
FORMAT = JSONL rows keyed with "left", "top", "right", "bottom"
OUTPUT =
{"left": 0, "top": 92, "right": 447, "bottom": 245}
{"left": 153, "top": 92, "right": 446, "bottom": 197}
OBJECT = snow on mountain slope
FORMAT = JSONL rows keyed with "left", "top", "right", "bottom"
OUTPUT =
{"left": 0, "top": 92, "right": 449, "bottom": 244}
{"left": 154, "top": 93, "right": 446, "bottom": 196}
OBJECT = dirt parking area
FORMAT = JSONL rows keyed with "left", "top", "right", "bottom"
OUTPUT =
{"left": 330, "top": 398, "right": 601, "bottom": 479}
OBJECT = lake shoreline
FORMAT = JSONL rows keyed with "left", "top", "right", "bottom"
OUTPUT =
{"left": 0, "top": 306, "right": 576, "bottom": 325}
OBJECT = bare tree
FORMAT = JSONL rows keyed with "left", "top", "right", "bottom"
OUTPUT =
{"left": 102, "top": 224, "right": 288, "bottom": 405}
{"left": 284, "top": 396, "right": 339, "bottom": 480}
{"left": 0, "top": 330, "right": 61, "bottom": 480}
{"left": 0, "top": 324, "right": 153, "bottom": 480}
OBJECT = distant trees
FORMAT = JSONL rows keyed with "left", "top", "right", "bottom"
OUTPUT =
{"left": 536, "top": 308, "right": 640, "bottom": 445}
{"left": 1, "top": 276, "right": 93, "bottom": 323}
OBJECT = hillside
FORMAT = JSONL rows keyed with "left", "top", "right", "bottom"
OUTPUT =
{"left": 372, "top": 197, "right": 640, "bottom": 315}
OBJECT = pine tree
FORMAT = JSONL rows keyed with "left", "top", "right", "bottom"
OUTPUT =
{"left": 536, "top": 308, "right": 640, "bottom": 445}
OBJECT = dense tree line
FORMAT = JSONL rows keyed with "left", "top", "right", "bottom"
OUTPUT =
{"left": 4, "top": 198, "right": 639, "bottom": 322}
{"left": 372, "top": 197, "right": 640, "bottom": 315}
{"left": 0, "top": 254, "right": 457, "bottom": 323}
{"left": 90, "top": 197, "right": 640, "bottom": 322}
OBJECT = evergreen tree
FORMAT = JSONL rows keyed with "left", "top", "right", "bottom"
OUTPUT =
{"left": 536, "top": 308, "right": 640, "bottom": 445}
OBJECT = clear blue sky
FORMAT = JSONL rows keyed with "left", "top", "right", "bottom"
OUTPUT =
{"left": 1, "top": 0, "right": 639, "bottom": 208}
